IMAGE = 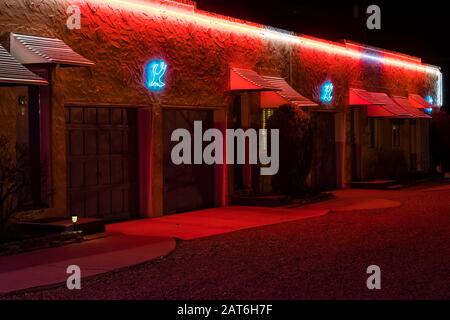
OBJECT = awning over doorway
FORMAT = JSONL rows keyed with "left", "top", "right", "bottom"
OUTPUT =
{"left": 349, "top": 88, "right": 414, "bottom": 118}
{"left": 260, "top": 76, "right": 318, "bottom": 108}
{"left": 366, "top": 105, "right": 397, "bottom": 117}
{"left": 349, "top": 88, "right": 384, "bottom": 106}
{"left": 10, "top": 33, "right": 94, "bottom": 67}
{"left": 229, "top": 68, "right": 280, "bottom": 91}
{"left": 391, "top": 96, "right": 431, "bottom": 119}
{"left": 408, "top": 94, "right": 433, "bottom": 110}
{"left": 0, "top": 44, "right": 48, "bottom": 86}
{"left": 368, "top": 92, "right": 414, "bottom": 118}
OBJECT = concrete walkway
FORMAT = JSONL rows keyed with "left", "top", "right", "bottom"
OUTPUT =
{"left": 0, "top": 234, "right": 175, "bottom": 295}
{"left": 107, "top": 189, "right": 403, "bottom": 241}
{"left": 422, "top": 183, "right": 450, "bottom": 192}
{"left": 299, "top": 189, "right": 401, "bottom": 212}
{"left": 108, "top": 206, "right": 330, "bottom": 240}
{"left": 0, "top": 189, "right": 403, "bottom": 295}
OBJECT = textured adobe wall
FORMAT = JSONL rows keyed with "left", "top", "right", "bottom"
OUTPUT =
{"left": 0, "top": 0, "right": 441, "bottom": 215}
{"left": 0, "top": 88, "right": 21, "bottom": 141}
{"left": 6, "top": 0, "right": 437, "bottom": 109}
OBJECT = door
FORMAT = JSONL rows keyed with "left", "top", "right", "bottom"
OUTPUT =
{"left": 163, "top": 109, "right": 215, "bottom": 214}
{"left": 310, "top": 112, "right": 337, "bottom": 191}
{"left": 232, "top": 96, "right": 245, "bottom": 191}
{"left": 66, "top": 106, "right": 138, "bottom": 221}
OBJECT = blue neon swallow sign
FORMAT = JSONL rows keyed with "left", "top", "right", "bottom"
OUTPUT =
{"left": 145, "top": 60, "right": 168, "bottom": 92}
{"left": 425, "top": 96, "right": 434, "bottom": 114}
{"left": 320, "top": 81, "right": 334, "bottom": 104}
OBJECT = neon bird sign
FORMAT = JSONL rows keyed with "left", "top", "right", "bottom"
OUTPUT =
{"left": 145, "top": 60, "right": 168, "bottom": 91}
{"left": 320, "top": 81, "right": 334, "bottom": 104}
{"left": 425, "top": 96, "right": 434, "bottom": 115}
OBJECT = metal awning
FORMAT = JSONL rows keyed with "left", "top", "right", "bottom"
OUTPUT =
{"left": 408, "top": 94, "right": 432, "bottom": 110}
{"left": 368, "top": 92, "right": 414, "bottom": 118}
{"left": 349, "top": 88, "right": 384, "bottom": 106}
{"left": 366, "top": 105, "right": 396, "bottom": 117}
{"left": 229, "top": 68, "right": 280, "bottom": 91}
{"left": 391, "top": 96, "right": 431, "bottom": 119}
{"left": 349, "top": 89, "right": 414, "bottom": 118}
{"left": 10, "top": 33, "right": 94, "bottom": 67}
{"left": 261, "top": 76, "right": 318, "bottom": 108}
{"left": 0, "top": 44, "right": 48, "bottom": 86}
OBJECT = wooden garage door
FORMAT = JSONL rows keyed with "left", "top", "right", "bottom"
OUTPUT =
{"left": 66, "top": 107, "right": 138, "bottom": 221}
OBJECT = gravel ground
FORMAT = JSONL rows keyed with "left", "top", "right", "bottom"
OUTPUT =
{"left": 3, "top": 181, "right": 450, "bottom": 300}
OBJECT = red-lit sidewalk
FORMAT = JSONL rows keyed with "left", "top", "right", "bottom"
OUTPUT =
{"left": 0, "top": 190, "right": 403, "bottom": 295}
{"left": 0, "top": 234, "right": 175, "bottom": 295}
{"left": 107, "top": 191, "right": 402, "bottom": 241}
{"left": 299, "top": 189, "right": 401, "bottom": 212}
{"left": 107, "top": 206, "right": 331, "bottom": 240}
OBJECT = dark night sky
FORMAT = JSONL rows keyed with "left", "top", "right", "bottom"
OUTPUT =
{"left": 196, "top": 0, "right": 449, "bottom": 106}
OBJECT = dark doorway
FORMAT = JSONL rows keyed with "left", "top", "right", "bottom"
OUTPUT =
{"left": 310, "top": 112, "right": 337, "bottom": 191}
{"left": 18, "top": 67, "right": 52, "bottom": 209}
{"left": 350, "top": 108, "right": 362, "bottom": 181}
{"left": 231, "top": 95, "right": 245, "bottom": 191}
{"left": 66, "top": 107, "right": 139, "bottom": 221}
{"left": 163, "top": 109, "right": 215, "bottom": 214}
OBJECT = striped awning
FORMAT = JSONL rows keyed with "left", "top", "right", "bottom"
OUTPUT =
{"left": 10, "top": 33, "right": 94, "bottom": 67}
{"left": 229, "top": 68, "right": 280, "bottom": 91}
{"left": 368, "top": 92, "right": 414, "bottom": 117}
{"left": 349, "top": 89, "right": 414, "bottom": 118}
{"left": 391, "top": 96, "right": 431, "bottom": 119}
{"left": 0, "top": 44, "right": 48, "bottom": 86}
{"left": 349, "top": 88, "right": 384, "bottom": 106}
{"left": 408, "top": 94, "right": 433, "bottom": 110}
{"left": 261, "top": 76, "right": 318, "bottom": 108}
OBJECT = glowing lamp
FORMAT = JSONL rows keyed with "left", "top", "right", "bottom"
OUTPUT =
{"left": 320, "top": 81, "right": 334, "bottom": 104}
{"left": 145, "top": 60, "right": 168, "bottom": 92}
{"left": 72, "top": 216, "right": 78, "bottom": 224}
{"left": 18, "top": 96, "right": 27, "bottom": 116}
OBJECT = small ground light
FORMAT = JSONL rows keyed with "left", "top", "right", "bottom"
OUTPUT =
{"left": 72, "top": 216, "right": 78, "bottom": 231}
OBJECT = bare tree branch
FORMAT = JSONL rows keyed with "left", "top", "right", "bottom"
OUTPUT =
{"left": 0, "top": 134, "right": 34, "bottom": 233}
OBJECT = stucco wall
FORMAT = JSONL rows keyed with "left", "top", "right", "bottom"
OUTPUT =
{"left": 0, "top": 0, "right": 440, "bottom": 216}
{"left": 2, "top": 0, "right": 438, "bottom": 106}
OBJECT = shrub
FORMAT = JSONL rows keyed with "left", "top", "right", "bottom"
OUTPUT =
{"left": 266, "top": 105, "right": 314, "bottom": 198}
{"left": 0, "top": 135, "right": 31, "bottom": 234}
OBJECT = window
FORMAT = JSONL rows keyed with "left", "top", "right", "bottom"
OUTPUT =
{"left": 368, "top": 118, "right": 376, "bottom": 148}
{"left": 392, "top": 120, "right": 401, "bottom": 148}
{"left": 261, "top": 108, "right": 274, "bottom": 151}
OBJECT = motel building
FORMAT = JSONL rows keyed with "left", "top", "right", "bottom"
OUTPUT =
{"left": 0, "top": 0, "right": 443, "bottom": 222}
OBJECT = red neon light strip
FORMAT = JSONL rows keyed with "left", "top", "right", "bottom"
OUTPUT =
{"left": 87, "top": 0, "right": 440, "bottom": 75}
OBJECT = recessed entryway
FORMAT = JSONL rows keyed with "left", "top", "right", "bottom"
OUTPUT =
{"left": 310, "top": 112, "right": 337, "bottom": 191}
{"left": 162, "top": 109, "right": 215, "bottom": 214}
